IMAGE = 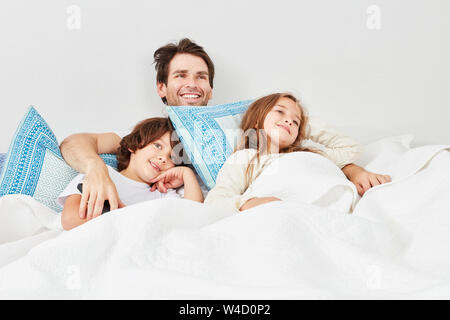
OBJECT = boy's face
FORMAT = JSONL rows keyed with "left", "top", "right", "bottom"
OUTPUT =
{"left": 157, "top": 53, "right": 213, "bottom": 106}
{"left": 263, "top": 97, "right": 301, "bottom": 150}
{"left": 129, "top": 132, "right": 175, "bottom": 183}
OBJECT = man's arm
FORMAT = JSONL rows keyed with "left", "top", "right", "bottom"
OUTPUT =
{"left": 60, "top": 133, "right": 121, "bottom": 172}
{"left": 60, "top": 133, "right": 124, "bottom": 220}
{"left": 307, "top": 116, "right": 391, "bottom": 196}
{"left": 307, "top": 116, "right": 363, "bottom": 168}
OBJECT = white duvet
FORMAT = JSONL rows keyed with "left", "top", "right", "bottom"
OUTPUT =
{"left": 240, "top": 150, "right": 358, "bottom": 213}
{"left": 0, "top": 139, "right": 449, "bottom": 299}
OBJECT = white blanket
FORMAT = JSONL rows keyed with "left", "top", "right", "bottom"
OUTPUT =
{"left": 242, "top": 151, "right": 358, "bottom": 213}
{"left": 0, "top": 145, "right": 449, "bottom": 299}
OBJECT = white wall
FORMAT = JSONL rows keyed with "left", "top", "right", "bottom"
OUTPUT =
{"left": 0, "top": 0, "right": 449, "bottom": 152}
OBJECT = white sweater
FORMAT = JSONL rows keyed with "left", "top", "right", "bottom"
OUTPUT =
{"left": 204, "top": 118, "right": 363, "bottom": 212}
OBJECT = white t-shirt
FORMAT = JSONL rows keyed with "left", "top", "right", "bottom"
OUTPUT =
{"left": 57, "top": 166, "right": 182, "bottom": 207}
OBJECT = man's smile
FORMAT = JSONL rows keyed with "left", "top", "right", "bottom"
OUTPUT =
{"left": 180, "top": 93, "right": 201, "bottom": 98}
{"left": 179, "top": 92, "right": 202, "bottom": 103}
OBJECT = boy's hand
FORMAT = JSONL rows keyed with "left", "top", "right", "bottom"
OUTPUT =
{"left": 240, "top": 197, "right": 281, "bottom": 211}
{"left": 149, "top": 167, "right": 193, "bottom": 192}
{"left": 342, "top": 163, "right": 391, "bottom": 196}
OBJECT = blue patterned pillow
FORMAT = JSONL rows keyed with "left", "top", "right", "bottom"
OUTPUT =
{"left": 0, "top": 106, "right": 118, "bottom": 212}
{"left": 167, "top": 100, "right": 253, "bottom": 189}
{"left": 0, "top": 153, "right": 6, "bottom": 175}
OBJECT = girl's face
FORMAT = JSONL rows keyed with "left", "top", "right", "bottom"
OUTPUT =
{"left": 263, "top": 97, "right": 302, "bottom": 150}
{"left": 128, "top": 132, "right": 175, "bottom": 183}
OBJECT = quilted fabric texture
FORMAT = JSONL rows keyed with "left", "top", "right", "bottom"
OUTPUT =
{"left": 167, "top": 100, "right": 253, "bottom": 190}
{"left": 0, "top": 106, "right": 118, "bottom": 212}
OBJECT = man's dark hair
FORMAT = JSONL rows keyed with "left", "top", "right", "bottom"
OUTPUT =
{"left": 153, "top": 38, "right": 215, "bottom": 104}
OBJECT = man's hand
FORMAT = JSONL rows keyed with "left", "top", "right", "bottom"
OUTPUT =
{"left": 239, "top": 197, "right": 281, "bottom": 211}
{"left": 342, "top": 163, "right": 391, "bottom": 197}
{"left": 59, "top": 132, "right": 124, "bottom": 220}
{"left": 79, "top": 162, "right": 125, "bottom": 221}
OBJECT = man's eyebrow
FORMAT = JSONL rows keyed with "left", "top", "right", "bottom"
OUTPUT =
{"left": 171, "top": 70, "right": 209, "bottom": 76}
{"left": 172, "top": 69, "right": 188, "bottom": 75}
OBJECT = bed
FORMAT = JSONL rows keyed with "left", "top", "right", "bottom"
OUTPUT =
{"left": 0, "top": 137, "right": 449, "bottom": 299}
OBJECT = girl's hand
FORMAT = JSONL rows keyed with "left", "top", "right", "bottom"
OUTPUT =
{"left": 149, "top": 166, "right": 192, "bottom": 192}
{"left": 239, "top": 197, "right": 281, "bottom": 211}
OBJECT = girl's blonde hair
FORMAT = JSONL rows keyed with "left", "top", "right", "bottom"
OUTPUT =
{"left": 236, "top": 92, "right": 320, "bottom": 188}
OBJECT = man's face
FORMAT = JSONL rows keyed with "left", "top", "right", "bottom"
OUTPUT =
{"left": 157, "top": 53, "right": 213, "bottom": 106}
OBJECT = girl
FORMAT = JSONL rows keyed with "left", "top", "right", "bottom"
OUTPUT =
{"left": 58, "top": 117, "right": 203, "bottom": 230}
{"left": 204, "top": 92, "right": 328, "bottom": 212}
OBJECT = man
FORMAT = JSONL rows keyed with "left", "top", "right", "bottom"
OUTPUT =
{"left": 60, "top": 38, "right": 390, "bottom": 221}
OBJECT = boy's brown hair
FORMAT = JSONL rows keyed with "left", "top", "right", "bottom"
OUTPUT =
{"left": 153, "top": 38, "right": 215, "bottom": 104}
{"left": 116, "top": 117, "right": 178, "bottom": 171}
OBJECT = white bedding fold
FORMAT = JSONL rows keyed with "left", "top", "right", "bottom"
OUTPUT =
{"left": 242, "top": 151, "right": 358, "bottom": 213}
{"left": 0, "top": 145, "right": 449, "bottom": 299}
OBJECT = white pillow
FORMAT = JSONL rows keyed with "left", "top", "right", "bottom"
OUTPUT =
{"left": 354, "top": 134, "right": 414, "bottom": 175}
